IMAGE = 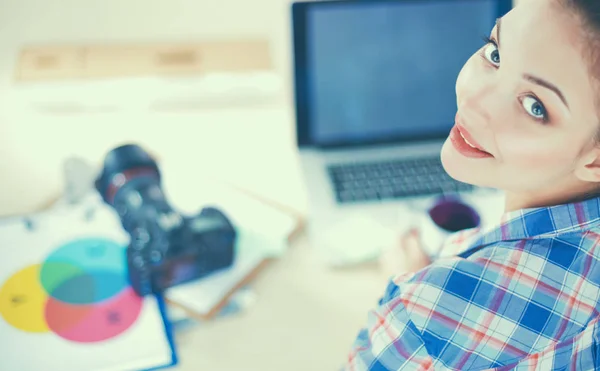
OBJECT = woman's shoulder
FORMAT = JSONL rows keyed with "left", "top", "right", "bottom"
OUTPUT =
{"left": 385, "top": 244, "right": 600, "bottom": 369}
{"left": 435, "top": 226, "right": 484, "bottom": 258}
{"left": 381, "top": 198, "right": 600, "bottom": 368}
{"left": 426, "top": 229, "right": 600, "bottom": 311}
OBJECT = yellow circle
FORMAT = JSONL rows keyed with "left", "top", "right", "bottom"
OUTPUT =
{"left": 0, "top": 264, "right": 49, "bottom": 332}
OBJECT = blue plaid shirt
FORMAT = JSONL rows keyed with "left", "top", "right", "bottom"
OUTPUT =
{"left": 346, "top": 196, "right": 600, "bottom": 370}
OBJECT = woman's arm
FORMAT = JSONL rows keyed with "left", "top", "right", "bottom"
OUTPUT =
{"left": 379, "top": 228, "right": 432, "bottom": 278}
{"left": 346, "top": 249, "right": 518, "bottom": 370}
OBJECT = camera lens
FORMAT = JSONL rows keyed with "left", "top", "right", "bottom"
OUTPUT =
{"left": 95, "top": 143, "right": 237, "bottom": 296}
{"left": 95, "top": 144, "right": 160, "bottom": 205}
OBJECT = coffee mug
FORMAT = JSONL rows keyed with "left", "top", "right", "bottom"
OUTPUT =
{"left": 417, "top": 196, "right": 481, "bottom": 257}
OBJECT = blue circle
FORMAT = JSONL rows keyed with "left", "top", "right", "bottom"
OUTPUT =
{"left": 40, "top": 238, "right": 128, "bottom": 304}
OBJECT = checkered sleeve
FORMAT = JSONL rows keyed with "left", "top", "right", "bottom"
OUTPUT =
{"left": 489, "top": 315, "right": 600, "bottom": 370}
{"left": 347, "top": 241, "right": 600, "bottom": 370}
{"left": 345, "top": 254, "right": 542, "bottom": 370}
{"left": 345, "top": 273, "right": 435, "bottom": 370}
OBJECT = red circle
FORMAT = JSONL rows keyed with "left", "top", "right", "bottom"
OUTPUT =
{"left": 45, "top": 287, "right": 143, "bottom": 343}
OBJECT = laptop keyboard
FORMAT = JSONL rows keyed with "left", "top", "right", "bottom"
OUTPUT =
{"left": 327, "top": 156, "right": 473, "bottom": 204}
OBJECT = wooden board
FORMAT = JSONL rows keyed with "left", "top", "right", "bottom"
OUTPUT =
{"left": 15, "top": 39, "right": 272, "bottom": 81}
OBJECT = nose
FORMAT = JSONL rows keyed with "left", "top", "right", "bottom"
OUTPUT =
{"left": 455, "top": 66, "right": 500, "bottom": 124}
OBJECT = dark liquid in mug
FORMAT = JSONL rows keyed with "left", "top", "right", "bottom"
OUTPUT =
{"left": 428, "top": 199, "right": 480, "bottom": 232}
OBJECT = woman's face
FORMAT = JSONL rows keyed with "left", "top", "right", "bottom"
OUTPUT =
{"left": 441, "top": 0, "right": 600, "bottom": 204}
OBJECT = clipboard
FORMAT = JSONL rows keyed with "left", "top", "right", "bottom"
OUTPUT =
{"left": 147, "top": 294, "right": 178, "bottom": 371}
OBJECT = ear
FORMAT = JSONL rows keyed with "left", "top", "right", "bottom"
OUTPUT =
{"left": 575, "top": 146, "right": 600, "bottom": 183}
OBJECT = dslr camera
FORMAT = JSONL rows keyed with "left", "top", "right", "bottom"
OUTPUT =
{"left": 95, "top": 144, "right": 237, "bottom": 296}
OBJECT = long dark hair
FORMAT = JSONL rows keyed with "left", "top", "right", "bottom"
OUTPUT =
{"left": 563, "top": 0, "right": 600, "bottom": 75}
{"left": 562, "top": 0, "right": 600, "bottom": 143}
{"left": 566, "top": 0, "right": 600, "bottom": 31}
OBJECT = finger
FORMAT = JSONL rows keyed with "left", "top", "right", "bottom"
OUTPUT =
{"left": 402, "top": 228, "right": 421, "bottom": 252}
{"left": 399, "top": 228, "right": 418, "bottom": 248}
{"left": 379, "top": 246, "right": 406, "bottom": 277}
{"left": 403, "top": 229, "right": 431, "bottom": 263}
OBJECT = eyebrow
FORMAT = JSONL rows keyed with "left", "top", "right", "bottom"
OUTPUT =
{"left": 495, "top": 17, "right": 570, "bottom": 109}
{"left": 523, "top": 74, "right": 569, "bottom": 109}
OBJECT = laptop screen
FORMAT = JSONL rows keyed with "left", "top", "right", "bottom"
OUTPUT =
{"left": 293, "top": 0, "right": 511, "bottom": 147}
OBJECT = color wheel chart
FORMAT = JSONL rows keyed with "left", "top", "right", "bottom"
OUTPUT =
{"left": 0, "top": 237, "right": 143, "bottom": 343}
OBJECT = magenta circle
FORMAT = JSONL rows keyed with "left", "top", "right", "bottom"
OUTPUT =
{"left": 45, "top": 287, "right": 143, "bottom": 343}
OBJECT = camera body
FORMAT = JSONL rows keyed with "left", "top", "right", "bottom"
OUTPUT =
{"left": 95, "top": 144, "right": 236, "bottom": 296}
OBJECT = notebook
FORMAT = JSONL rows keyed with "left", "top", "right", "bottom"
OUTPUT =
{"left": 0, "top": 198, "right": 177, "bottom": 371}
{"left": 166, "top": 227, "right": 286, "bottom": 319}
{"left": 162, "top": 180, "right": 305, "bottom": 319}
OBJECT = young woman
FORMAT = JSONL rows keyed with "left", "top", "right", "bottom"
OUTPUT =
{"left": 346, "top": 0, "right": 600, "bottom": 369}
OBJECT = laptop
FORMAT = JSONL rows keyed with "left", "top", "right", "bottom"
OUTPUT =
{"left": 291, "top": 0, "right": 512, "bottom": 263}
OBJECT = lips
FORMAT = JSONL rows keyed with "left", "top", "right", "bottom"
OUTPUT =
{"left": 450, "top": 115, "right": 493, "bottom": 159}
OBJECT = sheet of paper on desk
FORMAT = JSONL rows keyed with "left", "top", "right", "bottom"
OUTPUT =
{"left": 0, "top": 203, "right": 174, "bottom": 371}
{"left": 163, "top": 178, "right": 299, "bottom": 257}
{"left": 161, "top": 179, "right": 299, "bottom": 316}
{"left": 166, "top": 228, "right": 277, "bottom": 316}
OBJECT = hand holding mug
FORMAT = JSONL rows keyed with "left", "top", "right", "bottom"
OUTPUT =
{"left": 380, "top": 196, "right": 481, "bottom": 277}
{"left": 379, "top": 228, "right": 431, "bottom": 278}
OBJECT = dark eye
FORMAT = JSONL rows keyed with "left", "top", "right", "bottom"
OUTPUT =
{"left": 482, "top": 43, "right": 500, "bottom": 66}
{"left": 522, "top": 96, "right": 548, "bottom": 121}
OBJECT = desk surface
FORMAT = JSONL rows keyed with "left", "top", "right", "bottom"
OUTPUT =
{"left": 172, "top": 232, "right": 388, "bottom": 371}
{"left": 0, "top": 106, "right": 308, "bottom": 217}
{"left": 0, "top": 104, "right": 389, "bottom": 370}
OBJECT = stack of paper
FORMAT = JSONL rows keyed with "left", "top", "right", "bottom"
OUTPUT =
{"left": 162, "top": 180, "right": 301, "bottom": 318}
{"left": 166, "top": 228, "right": 284, "bottom": 318}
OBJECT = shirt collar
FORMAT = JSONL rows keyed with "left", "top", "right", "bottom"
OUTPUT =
{"left": 473, "top": 196, "right": 600, "bottom": 248}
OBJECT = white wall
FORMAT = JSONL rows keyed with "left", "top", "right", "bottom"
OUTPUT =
{"left": 0, "top": 0, "right": 293, "bottom": 73}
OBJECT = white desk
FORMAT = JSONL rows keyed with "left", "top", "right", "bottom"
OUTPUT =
{"left": 173, "top": 233, "right": 388, "bottom": 371}
{"left": 0, "top": 104, "right": 392, "bottom": 370}
{"left": 0, "top": 2, "right": 391, "bottom": 369}
{"left": 0, "top": 105, "right": 306, "bottom": 216}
